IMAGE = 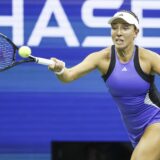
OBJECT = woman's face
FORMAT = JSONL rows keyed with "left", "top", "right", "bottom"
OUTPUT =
{"left": 111, "top": 19, "right": 138, "bottom": 50}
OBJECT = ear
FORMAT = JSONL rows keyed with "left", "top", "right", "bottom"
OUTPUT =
{"left": 134, "top": 29, "right": 139, "bottom": 38}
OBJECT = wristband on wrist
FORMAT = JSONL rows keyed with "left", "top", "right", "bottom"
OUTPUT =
{"left": 54, "top": 61, "right": 65, "bottom": 75}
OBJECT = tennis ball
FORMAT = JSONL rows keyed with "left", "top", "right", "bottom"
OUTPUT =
{"left": 18, "top": 46, "right": 31, "bottom": 58}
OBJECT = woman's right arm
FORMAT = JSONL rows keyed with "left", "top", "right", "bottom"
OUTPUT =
{"left": 48, "top": 48, "right": 110, "bottom": 83}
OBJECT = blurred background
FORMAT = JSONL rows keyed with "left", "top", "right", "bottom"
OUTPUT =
{"left": 0, "top": 0, "right": 160, "bottom": 159}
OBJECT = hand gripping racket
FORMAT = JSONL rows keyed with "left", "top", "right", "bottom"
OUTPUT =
{"left": 0, "top": 33, "right": 55, "bottom": 72}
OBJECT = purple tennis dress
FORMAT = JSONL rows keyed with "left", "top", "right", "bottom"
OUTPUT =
{"left": 102, "top": 45, "right": 160, "bottom": 147}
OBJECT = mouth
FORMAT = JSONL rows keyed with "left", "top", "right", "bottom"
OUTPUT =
{"left": 115, "top": 38, "right": 124, "bottom": 45}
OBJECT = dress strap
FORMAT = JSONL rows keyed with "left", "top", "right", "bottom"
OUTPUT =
{"left": 102, "top": 45, "right": 116, "bottom": 82}
{"left": 134, "top": 45, "right": 154, "bottom": 83}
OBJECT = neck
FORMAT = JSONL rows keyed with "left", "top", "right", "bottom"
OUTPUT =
{"left": 116, "top": 45, "right": 134, "bottom": 61}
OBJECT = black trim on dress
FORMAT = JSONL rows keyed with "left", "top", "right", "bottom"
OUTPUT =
{"left": 102, "top": 45, "right": 116, "bottom": 82}
{"left": 134, "top": 45, "right": 154, "bottom": 83}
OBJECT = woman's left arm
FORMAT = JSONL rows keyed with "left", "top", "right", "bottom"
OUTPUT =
{"left": 150, "top": 51, "right": 160, "bottom": 75}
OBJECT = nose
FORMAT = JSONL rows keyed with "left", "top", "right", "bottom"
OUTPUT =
{"left": 117, "top": 28, "right": 122, "bottom": 36}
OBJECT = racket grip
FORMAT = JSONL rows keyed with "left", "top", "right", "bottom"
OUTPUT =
{"left": 35, "top": 57, "right": 55, "bottom": 66}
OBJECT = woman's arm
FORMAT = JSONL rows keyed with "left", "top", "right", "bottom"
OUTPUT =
{"left": 48, "top": 48, "right": 110, "bottom": 83}
{"left": 150, "top": 53, "right": 160, "bottom": 75}
{"left": 147, "top": 50, "right": 160, "bottom": 75}
{"left": 139, "top": 48, "right": 160, "bottom": 75}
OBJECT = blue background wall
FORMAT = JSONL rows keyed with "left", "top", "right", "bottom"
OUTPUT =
{"left": 0, "top": 0, "right": 160, "bottom": 159}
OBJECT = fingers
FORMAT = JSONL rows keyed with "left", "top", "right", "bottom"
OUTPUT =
{"left": 48, "top": 58, "right": 65, "bottom": 74}
{"left": 48, "top": 58, "right": 56, "bottom": 71}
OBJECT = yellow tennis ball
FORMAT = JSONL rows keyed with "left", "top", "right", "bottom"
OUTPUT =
{"left": 18, "top": 46, "right": 31, "bottom": 58}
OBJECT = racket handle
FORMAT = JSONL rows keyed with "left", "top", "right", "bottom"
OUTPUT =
{"left": 36, "top": 57, "right": 55, "bottom": 66}
{"left": 30, "top": 56, "right": 55, "bottom": 66}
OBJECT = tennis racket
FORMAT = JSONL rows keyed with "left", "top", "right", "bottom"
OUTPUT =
{"left": 0, "top": 33, "right": 55, "bottom": 72}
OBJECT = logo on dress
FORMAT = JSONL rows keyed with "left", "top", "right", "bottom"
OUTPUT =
{"left": 122, "top": 67, "right": 127, "bottom": 71}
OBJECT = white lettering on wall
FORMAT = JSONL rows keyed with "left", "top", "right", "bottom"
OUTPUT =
{"left": 81, "top": 0, "right": 123, "bottom": 47}
{"left": 28, "top": 0, "right": 79, "bottom": 47}
{"left": 0, "top": 0, "right": 160, "bottom": 48}
{"left": 132, "top": 0, "right": 160, "bottom": 47}
{"left": 0, "top": 0, "right": 24, "bottom": 45}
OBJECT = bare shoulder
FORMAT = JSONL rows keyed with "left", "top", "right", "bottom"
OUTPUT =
{"left": 138, "top": 46, "right": 160, "bottom": 66}
{"left": 90, "top": 46, "right": 111, "bottom": 75}
{"left": 139, "top": 47, "right": 160, "bottom": 74}
{"left": 91, "top": 47, "right": 111, "bottom": 61}
{"left": 139, "top": 47, "right": 159, "bottom": 59}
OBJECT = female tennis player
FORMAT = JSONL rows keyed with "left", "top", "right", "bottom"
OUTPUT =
{"left": 49, "top": 10, "right": 160, "bottom": 160}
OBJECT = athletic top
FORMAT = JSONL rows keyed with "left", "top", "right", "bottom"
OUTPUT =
{"left": 102, "top": 45, "right": 160, "bottom": 147}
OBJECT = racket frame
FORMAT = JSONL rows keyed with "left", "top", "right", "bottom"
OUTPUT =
{"left": 0, "top": 33, "right": 34, "bottom": 72}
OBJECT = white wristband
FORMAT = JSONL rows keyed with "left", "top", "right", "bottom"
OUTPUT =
{"left": 54, "top": 61, "right": 65, "bottom": 75}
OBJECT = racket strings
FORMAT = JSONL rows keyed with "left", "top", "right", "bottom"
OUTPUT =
{"left": 0, "top": 36, "right": 15, "bottom": 69}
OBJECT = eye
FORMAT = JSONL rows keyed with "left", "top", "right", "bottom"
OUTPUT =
{"left": 123, "top": 24, "right": 130, "bottom": 30}
{"left": 111, "top": 25, "right": 117, "bottom": 30}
